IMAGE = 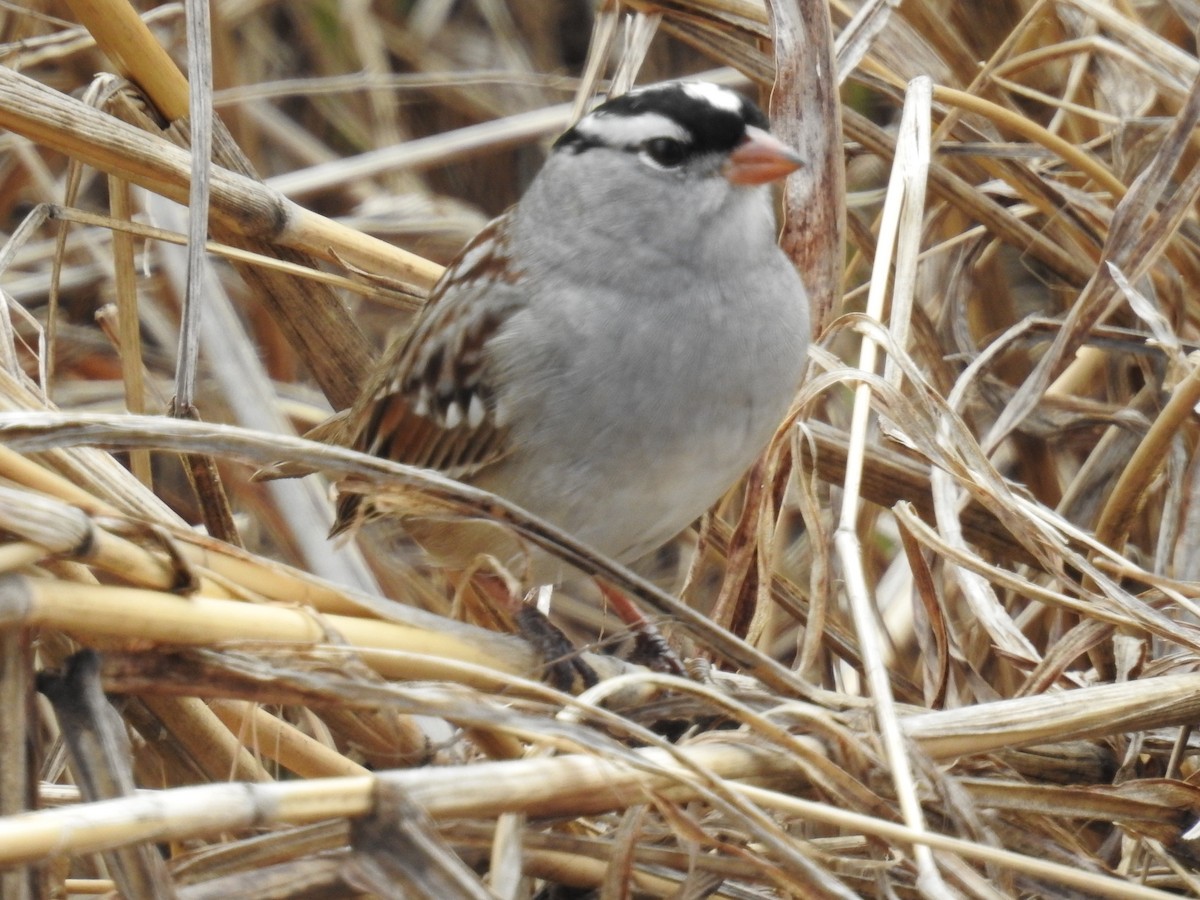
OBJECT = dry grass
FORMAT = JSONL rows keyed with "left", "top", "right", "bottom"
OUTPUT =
{"left": 2, "top": 0, "right": 1200, "bottom": 897}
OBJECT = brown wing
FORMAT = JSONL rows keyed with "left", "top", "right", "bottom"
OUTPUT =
{"left": 331, "top": 214, "right": 524, "bottom": 535}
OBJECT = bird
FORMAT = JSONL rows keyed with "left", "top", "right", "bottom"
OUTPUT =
{"left": 327, "top": 81, "right": 810, "bottom": 590}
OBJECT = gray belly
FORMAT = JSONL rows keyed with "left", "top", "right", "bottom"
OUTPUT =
{"left": 491, "top": 320, "right": 804, "bottom": 561}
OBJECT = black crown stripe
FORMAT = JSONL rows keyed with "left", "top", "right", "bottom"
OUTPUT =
{"left": 552, "top": 83, "right": 766, "bottom": 159}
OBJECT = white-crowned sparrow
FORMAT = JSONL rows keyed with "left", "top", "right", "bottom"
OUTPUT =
{"left": 333, "top": 81, "right": 810, "bottom": 583}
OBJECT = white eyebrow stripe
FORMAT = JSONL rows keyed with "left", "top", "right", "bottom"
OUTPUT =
{"left": 681, "top": 81, "right": 743, "bottom": 112}
{"left": 573, "top": 111, "right": 690, "bottom": 147}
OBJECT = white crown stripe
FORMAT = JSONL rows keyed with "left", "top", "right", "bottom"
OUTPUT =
{"left": 680, "top": 81, "right": 743, "bottom": 113}
{"left": 573, "top": 111, "right": 690, "bottom": 147}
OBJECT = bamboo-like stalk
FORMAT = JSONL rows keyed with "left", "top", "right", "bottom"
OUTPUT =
{"left": 834, "top": 75, "right": 944, "bottom": 895}
{"left": 0, "top": 575, "right": 529, "bottom": 680}
{"left": 0, "top": 741, "right": 804, "bottom": 865}
{"left": 1094, "top": 354, "right": 1200, "bottom": 552}
{"left": 106, "top": 176, "right": 151, "bottom": 486}
{"left": 0, "top": 66, "right": 442, "bottom": 289}
{"left": 208, "top": 700, "right": 371, "bottom": 779}
{"left": 140, "top": 695, "right": 272, "bottom": 784}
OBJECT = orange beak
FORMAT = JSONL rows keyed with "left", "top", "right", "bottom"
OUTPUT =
{"left": 723, "top": 126, "right": 804, "bottom": 185}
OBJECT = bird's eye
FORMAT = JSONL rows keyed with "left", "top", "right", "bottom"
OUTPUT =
{"left": 642, "top": 137, "right": 688, "bottom": 168}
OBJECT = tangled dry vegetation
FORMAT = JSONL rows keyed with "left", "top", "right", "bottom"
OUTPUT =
{"left": 4, "top": 0, "right": 1200, "bottom": 897}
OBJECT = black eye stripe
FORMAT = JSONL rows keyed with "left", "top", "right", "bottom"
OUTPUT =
{"left": 640, "top": 137, "right": 692, "bottom": 167}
